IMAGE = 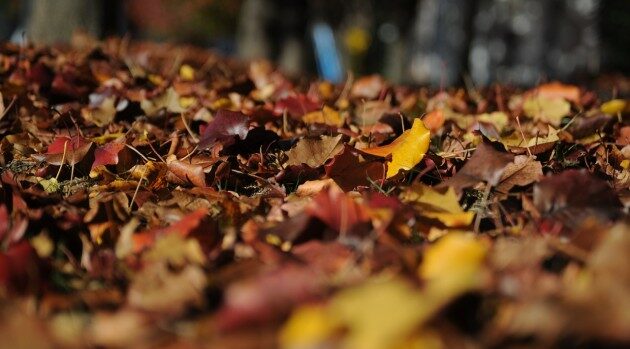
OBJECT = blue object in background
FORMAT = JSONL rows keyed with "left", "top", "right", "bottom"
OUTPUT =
{"left": 311, "top": 21, "right": 344, "bottom": 83}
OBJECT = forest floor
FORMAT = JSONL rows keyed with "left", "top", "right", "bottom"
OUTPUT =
{"left": 0, "top": 39, "right": 629, "bottom": 349}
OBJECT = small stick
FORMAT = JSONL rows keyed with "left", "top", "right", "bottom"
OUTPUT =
{"left": 55, "top": 141, "right": 68, "bottom": 181}
{"left": 129, "top": 168, "right": 146, "bottom": 211}
{"left": 180, "top": 113, "right": 199, "bottom": 142}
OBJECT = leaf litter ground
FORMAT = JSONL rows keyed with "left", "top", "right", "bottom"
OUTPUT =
{"left": 0, "top": 39, "right": 629, "bottom": 349}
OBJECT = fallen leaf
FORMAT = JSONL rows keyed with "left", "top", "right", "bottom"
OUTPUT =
{"left": 92, "top": 141, "right": 125, "bottom": 169}
{"left": 41, "top": 135, "right": 93, "bottom": 166}
{"left": 533, "top": 169, "right": 623, "bottom": 230}
{"left": 527, "top": 82, "right": 580, "bottom": 103}
{"left": 275, "top": 94, "right": 321, "bottom": 118}
{"left": 302, "top": 105, "right": 344, "bottom": 126}
{"left": 419, "top": 233, "right": 488, "bottom": 296}
{"left": 401, "top": 184, "right": 475, "bottom": 227}
{"left": 132, "top": 208, "right": 208, "bottom": 253}
{"left": 495, "top": 156, "right": 543, "bottom": 196}
{"left": 601, "top": 99, "right": 627, "bottom": 115}
{"left": 167, "top": 159, "right": 207, "bottom": 187}
{"left": 441, "top": 142, "right": 514, "bottom": 192}
{"left": 285, "top": 134, "right": 344, "bottom": 168}
{"left": 362, "top": 118, "right": 431, "bottom": 178}
{"left": 82, "top": 95, "right": 117, "bottom": 127}
{"left": 328, "top": 276, "right": 429, "bottom": 349}
{"left": 325, "top": 145, "right": 385, "bottom": 191}
{"left": 523, "top": 95, "right": 571, "bottom": 126}
{"left": 501, "top": 125, "right": 560, "bottom": 155}
{"left": 351, "top": 75, "right": 385, "bottom": 100}
{"left": 422, "top": 109, "right": 445, "bottom": 132}
{"left": 198, "top": 109, "right": 250, "bottom": 149}
{"left": 128, "top": 263, "right": 207, "bottom": 315}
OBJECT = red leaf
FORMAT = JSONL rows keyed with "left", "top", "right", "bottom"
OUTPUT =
{"left": 167, "top": 160, "right": 207, "bottom": 187}
{"left": 43, "top": 135, "right": 93, "bottom": 166}
{"left": 198, "top": 109, "right": 250, "bottom": 149}
{"left": 325, "top": 145, "right": 385, "bottom": 191}
{"left": 92, "top": 142, "right": 125, "bottom": 169}
{"left": 274, "top": 94, "right": 321, "bottom": 118}
{"left": 306, "top": 186, "right": 371, "bottom": 233}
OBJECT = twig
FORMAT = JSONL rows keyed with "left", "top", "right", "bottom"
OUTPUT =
{"left": 129, "top": 168, "right": 146, "bottom": 211}
{"left": 55, "top": 141, "right": 68, "bottom": 181}
{"left": 180, "top": 113, "right": 199, "bottom": 143}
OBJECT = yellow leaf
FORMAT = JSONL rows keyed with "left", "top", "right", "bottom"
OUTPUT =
{"left": 363, "top": 119, "right": 431, "bottom": 178}
{"left": 601, "top": 99, "right": 626, "bottom": 115}
{"left": 148, "top": 74, "right": 164, "bottom": 86}
{"left": 179, "top": 96, "right": 196, "bottom": 108}
{"left": 477, "top": 111, "right": 509, "bottom": 131}
{"left": 39, "top": 177, "right": 60, "bottom": 193}
{"left": 419, "top": 233, "right": 488, "bottom": 297}
{"left": 302, "top": 106, "right": 344, "bottom": 126}
{"left": 143, "top": 234, "right": 206, "bottom": 267}
{"left": 401, "top": 184, "right": 474, "bottom": 227}
{"left": 279, "top": 305, "right": 335, "bottom": 349}
{"left": 179, "top": 64, "right": 195, "bottom": 81}
{"left": 328, "top": 277, "right": 432, "bottom": 349}
{"left": 523, "top": 95, "right": 570, "bottom": 126}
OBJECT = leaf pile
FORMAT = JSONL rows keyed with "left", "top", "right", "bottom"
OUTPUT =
{"left": 0, "top": 39, "right": 629, "bottom": 349}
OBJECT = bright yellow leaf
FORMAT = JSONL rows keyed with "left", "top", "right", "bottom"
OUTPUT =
{"left": 420, "top": 233, "right": 488, "bottom": 297}
{"left": 601, "top": 99, "right": 626, "bottom": 115}
{"left": 328, "top": 276, "right": 433, "bottom": 349}
{"left": 179, "top": 96, "right": 196, "bottom": 108}
{"left": 179, "top": 64, "right": 195, "bottom": 81}
{"left": 302, "top": 106, "right": 344, "bottom": 127}
{"left": 363, "top": 119, "right": 431, "bottom": 178}
{"left": 279, "top": 304, "right": 335, "bottom": 349}
{"left": 401, "top": 184, "right": 474, "bottom": 227}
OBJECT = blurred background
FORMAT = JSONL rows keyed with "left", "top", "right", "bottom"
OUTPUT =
{"left": 1, "top": 0, "right": 629, "bottom": 86}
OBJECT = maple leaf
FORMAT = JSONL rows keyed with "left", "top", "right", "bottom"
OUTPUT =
{"left": 362, "top": 118, "right": 431, "bottom": 178}
{"left": 42, "top": 135, "right": 93, "bottom": 166}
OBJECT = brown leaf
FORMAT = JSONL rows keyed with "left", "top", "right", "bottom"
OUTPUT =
{"left": 441, "top": 142, "right": 514, "bottom": 192}
{"left": 495, "top": 156, "right": 543, "bottom": 197}
{"left": 285, "top": 134, "right": 344, "bottom": 168}
{"left": 325, "top": 145, "right": 384, "bottom": 191}
{"left": 534, "top": 169, "right": 623, "bottom": 230}
{"left": 167, "top": 159, "right": 207, "bottom": 187}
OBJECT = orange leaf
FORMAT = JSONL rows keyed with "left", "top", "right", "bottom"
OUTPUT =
{"left": 527, "top": 82, "right": 580, "bottom": 103}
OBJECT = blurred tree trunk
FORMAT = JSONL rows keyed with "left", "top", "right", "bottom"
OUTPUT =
{"left": 26, "top": 0, "right": 102, "bottom": 44}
